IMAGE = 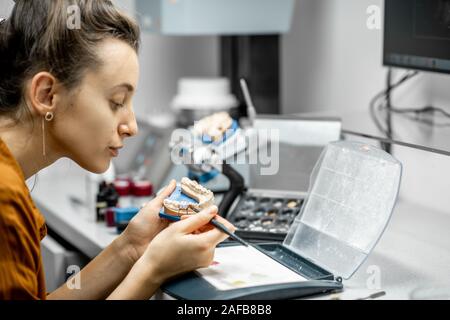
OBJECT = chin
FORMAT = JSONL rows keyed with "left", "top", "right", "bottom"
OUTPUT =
{"left": 74, "top": 156, "right": 111, "bottom": 174}
{"left": 89, "top": 165, "right": 110, "bottom": 174}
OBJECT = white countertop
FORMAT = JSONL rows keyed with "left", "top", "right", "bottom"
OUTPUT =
{"left": 333, "top": 198, "right": 450, "bottom": 299}
{"left": 32, "top": 159, "right": 118, "bottom": 258}
{"left": 31, "top": 159, "right": 450, "bottom": 299}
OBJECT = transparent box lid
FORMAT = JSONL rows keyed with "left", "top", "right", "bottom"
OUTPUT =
{"left": 283, "top": 141, "right": 402, "bottom": 279}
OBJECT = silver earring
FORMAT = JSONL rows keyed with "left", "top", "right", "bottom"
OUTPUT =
{"left": 45, "top": 112, "right": 54, "bottom": 122}
{"left": 42, "top": 112, "right": 54, "bottom": 157}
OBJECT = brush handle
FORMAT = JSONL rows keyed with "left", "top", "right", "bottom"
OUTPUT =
{"left": 210, "top": 218, "right": 249, "bottom": 247}
{"left": 160, "top": 210, "right": 249, "bottom": 247}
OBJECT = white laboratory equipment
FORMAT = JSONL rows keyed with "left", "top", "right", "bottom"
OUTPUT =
{"left": 41, "top": 235, "right": 89, "bottom": 292}
{"left": 171, "top": 77, "right": 239, "bottom": 128}
{"left": 135, "top": 0, "right": 295, "bottom": 35}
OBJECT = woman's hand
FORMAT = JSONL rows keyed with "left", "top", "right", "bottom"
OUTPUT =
{"left": 119, "top": 180, "right": 177, "bottom": 263}
{"left": 107, "top": 204, "right": 236, "bottom": 299}
{"left": 139, "top": 205, "right": 236, "bottom": 285}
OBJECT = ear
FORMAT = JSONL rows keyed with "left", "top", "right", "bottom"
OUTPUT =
{"left": 27, "top": 72, "right": 60, "bottom": 117}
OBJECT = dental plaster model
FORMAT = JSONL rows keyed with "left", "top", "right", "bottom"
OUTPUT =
{"left": 193, "top": 111, "right": 233, "bottom": 142}
{"left": 163, "top": 177, "right": 215, "bottom": 216}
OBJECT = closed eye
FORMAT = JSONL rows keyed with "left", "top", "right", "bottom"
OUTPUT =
{"left": 110, "top": 101, "right": 125, "bottom": 111}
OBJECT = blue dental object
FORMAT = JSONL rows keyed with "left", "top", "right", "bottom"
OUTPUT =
{"left": 159, "top": 184, "right": 249, "bottom": 247}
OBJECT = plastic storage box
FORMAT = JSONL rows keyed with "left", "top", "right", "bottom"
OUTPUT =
{"left": 162, "top": 141, "right": 402, "bottom": 299}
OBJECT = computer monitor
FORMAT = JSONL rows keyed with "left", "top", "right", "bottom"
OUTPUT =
{"left": 384, "top": 0, "right": 450, "bottom": 74}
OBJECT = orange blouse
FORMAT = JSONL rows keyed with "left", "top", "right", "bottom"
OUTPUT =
{"left": 0, "top": 138, "right": 47, "bottom": 300}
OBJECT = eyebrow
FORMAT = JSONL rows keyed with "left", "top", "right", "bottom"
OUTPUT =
{"left": 112, "top": 83, "right": 135, "bottom": 93}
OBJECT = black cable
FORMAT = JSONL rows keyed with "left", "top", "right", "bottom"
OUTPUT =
{"left": 392, "top": 113, "right": 450, "bottom": 127}
{"left": 369, "top": 71, "right": 418, "bottom": 135}
{"left": 209, "top": 188, "right": 229, "bottom": 195}
{"left": 389, "top": 105, "right": 450, "bottom": 118}
{"left": 375, "top": 103, "right": 450, "bottom": 127}
{"left": 388, "top": 108, "right": 450, "bottom": 127}
{"left": 218, "top": 163, "right": 245, "bottom": 218}
{"left": 343, "top": 129, "right": 450, "bottom": 157}
{"left": 384, "top": 68, "right": 393, "bottom": 153}
{"left": 370, "top": 69, "right": 450, "bottom": 134}
{"left": 369, "top": 70, "right": 419, "bottom": 136}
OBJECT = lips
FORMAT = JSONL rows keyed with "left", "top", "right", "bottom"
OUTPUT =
{"left": 109, "top": 147, "right": 122, "bottom": 157}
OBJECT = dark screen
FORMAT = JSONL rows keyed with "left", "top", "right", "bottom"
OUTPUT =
{"left": 384, "top": 0, "right": 450, "bottom": 73}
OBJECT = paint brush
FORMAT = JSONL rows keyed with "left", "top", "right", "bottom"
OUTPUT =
{"left": 209, "top": 218, "right": 249, "bottom": 247}
{"left": 190, "top": 207, "right": 250, "bottom": 247}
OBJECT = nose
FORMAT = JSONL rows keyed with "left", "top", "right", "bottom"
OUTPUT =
{"left": 119, "top": 111, "right": 138, "bottom": 138}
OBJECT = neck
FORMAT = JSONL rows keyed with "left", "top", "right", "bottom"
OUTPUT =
{"left": 0, "top": 117, "right": 61, "bottom": 180}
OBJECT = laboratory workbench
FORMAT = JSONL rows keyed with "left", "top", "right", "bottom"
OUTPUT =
{"left": 33, "top": 160, "right": 117, "bottom": 259}
{"left": 31, "top": 158, "right": 450, "bottom": 300}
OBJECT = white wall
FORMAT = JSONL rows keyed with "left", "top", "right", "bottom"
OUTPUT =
{"left": 281, "top": 0, "right": 433, "bottom": 114}
{"left": 134, "top": 34, "right": 218, "bottom": 120}
{"left": 282, "top": 0, "right": 450, "bottom": 212}
{"left": 0, "top": 0, "right": 13, "bottom": 17}
{"left": 113, "top": 0, "right": 219, "bottom": 120}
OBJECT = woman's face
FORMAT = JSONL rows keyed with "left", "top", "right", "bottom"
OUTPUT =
{"left": 52, "top": 39, "right": 139, "bottom": 173}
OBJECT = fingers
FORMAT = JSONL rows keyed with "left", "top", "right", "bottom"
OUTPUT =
{"left": 180, "top": 215, "right": 212, "bottom": 234}
{"left": 175, "top": 206, "right": 218, "bottom": 234}
{"left": 198, "top": 215, "right": 237, "bottom": 245}
{"left": 181, "top": 213, "right": 236, "bottom": 244}
{"left": 212, "top": 215, "right": 237, "bottom": 233}
{"left": 155, "top": 179, "right": 177, "bottom": 202}
{"left": 180, "top": 211, "right": 235, "bottom": 234}
{"left": 190, "top": 227, "right": 230, "bottom": 246}
{"left": 146, "top": 180, "right": 176, "bottom": 210}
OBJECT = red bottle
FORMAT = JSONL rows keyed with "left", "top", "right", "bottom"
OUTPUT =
{"left": 131, "top": 180, "right": 153, "bottom": 208}
{"left": 114, "top": 179, "right": 133, "bottom": 208}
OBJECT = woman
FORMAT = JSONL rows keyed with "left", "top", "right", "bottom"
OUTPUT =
{"left": 0, "top": 0, "right": 235, "bottom": 300}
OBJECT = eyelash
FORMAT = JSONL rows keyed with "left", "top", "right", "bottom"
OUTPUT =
{"left": 110, "top": 101, "right": 125, "bottom": 110}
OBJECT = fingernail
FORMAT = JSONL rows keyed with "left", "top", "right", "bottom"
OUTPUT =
{"left": 140, "top": 202, "right": 148, "bottom": 209}
{"left": 209, "top": 205, "right": 218, "bottom": 214}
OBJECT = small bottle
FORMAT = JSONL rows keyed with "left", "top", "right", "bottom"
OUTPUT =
{"left": 114, "top": 179, "right": 133, "bottom": 208}
{"left": 105, "top": 208, "right": 116, "bottom": 227}
{"left": 89, "top": 162, "right": 116, "bottom": 222}
{"left": 131, "top": 180, "right": 153, "bottom": 208}
{"left": 114, "top": 207, "right": 140, "bottom": 234}
{"left": 97, "top": 184, "right": 118, "bottom": 222}
{"left": 95, "top": 182, "right": 108, "bottom": 222}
